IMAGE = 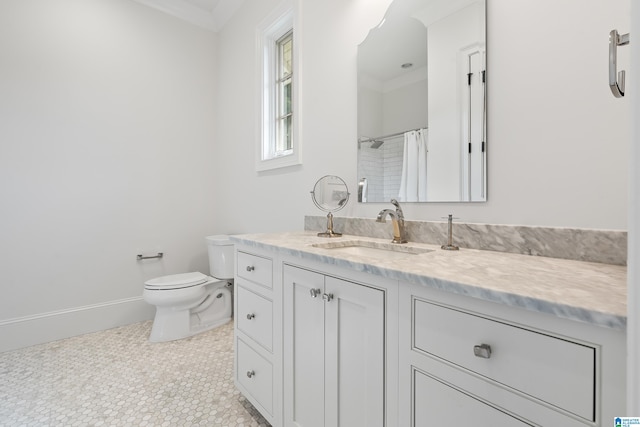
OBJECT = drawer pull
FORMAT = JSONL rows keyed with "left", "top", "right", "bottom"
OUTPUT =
{"left": 322, "top": 293, "right": 334, "bottom": 302}
{"left": 246, "top": 370, "right": 255, "bottom": 378}
{"left": 309, "top": 288, "right": 321, "bottom": 298}
{"left": 473, "top": 344, "right": 492, "bottom": 359}
{"left": 246, "top": 313, "right": 255, "bottom": 320}
{"left": 246, "top": 266, "right": 255, "bottom": 272}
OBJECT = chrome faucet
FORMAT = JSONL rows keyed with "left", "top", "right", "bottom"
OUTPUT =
{"left": 376, "top": 199, "right": 408, "bottom": 243}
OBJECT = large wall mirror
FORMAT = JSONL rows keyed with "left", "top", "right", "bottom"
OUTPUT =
{"left": 357, "top": 0, "right": 486, "bottom": 203}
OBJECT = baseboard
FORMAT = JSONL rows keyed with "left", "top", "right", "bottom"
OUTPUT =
{"left": 0, "top": 297, "right": 156, "bottom": 353}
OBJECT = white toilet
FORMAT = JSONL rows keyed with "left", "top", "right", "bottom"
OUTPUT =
{"left": 143, "top": 235, "right": 234, "bottom": 342}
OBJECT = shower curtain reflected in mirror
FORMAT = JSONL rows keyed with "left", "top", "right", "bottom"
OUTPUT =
{"left": 398, "top": 129, "right": 428, "bottom": 202}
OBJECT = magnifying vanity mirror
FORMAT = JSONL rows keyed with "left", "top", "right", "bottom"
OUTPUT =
{"left": 311, "top": 175, "right": 350, "bottom": 237}
{"left": 357, "top": 0, "right": 486, "bottom": 203}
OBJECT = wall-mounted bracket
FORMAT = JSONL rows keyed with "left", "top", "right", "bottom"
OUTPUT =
{"left": 609, "top": 29, "right": 630, "bottom": 98}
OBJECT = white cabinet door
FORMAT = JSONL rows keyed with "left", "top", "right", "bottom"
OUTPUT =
{"left": 284, "top": 266, "right": 325, "bottom": 427}
{"left": 325, "top": 276, "right": 384, "bottom": 427}
{"left": 284, "top": 266, "right": 385, "bottom": 427}
{"left": 413, "top": 370, "right": 532, "bottom": 426}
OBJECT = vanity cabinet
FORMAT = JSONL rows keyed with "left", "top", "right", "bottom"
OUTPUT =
{"left": 399, "top": 283, "right": 626, "bottom": 426}
{"left": 232, "top": 236, "right": 625, "bottom": 427}
{"left": 234, "top": 249, "right": 282, "bottom": 426}
{"left": 282, "top": 264, "right": 385, "bottom": 427}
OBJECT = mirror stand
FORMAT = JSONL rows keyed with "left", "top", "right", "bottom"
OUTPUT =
{"left": 317, "top": 212, "right": 342, "bottom": 237}
{"left": 310, "top": 175, "right": 350, "bottom": 238}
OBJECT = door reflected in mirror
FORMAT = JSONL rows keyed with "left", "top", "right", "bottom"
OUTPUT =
{"left": 357, "top": 0, "right": 486, "bottom": 203}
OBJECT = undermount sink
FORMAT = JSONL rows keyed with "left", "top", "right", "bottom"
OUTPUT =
{"left": 311, "top": 240, "right": 433, "bottom": 259}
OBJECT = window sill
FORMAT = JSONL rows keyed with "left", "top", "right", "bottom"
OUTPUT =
{"left": 256, "top": 152, "right": 301, "bottom": 172}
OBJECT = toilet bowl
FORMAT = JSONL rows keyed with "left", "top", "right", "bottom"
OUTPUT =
{"left": 142, "top": 235, "right": 234, "bottom": 342}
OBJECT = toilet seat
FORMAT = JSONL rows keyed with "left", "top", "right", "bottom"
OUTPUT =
{"left": 144, "top": 272, "right": 210, "bottom": 290}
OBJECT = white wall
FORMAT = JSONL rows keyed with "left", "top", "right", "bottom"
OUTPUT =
{"left": 357, "top": 80, "right": 384, "bottom": 140}
{"left": 215, "top": 0, "right": 629, "bottom": 231}
{"left": 382, "top": 77, "right": 428, "bottom": 135}
{"left": 214, "top": 0, "right": 392, "bottom": 233}
{"left": 427, "top": 3, "right": 483, "bottom": 201}
{"left": 357, "top": 82, "right": 385, "bottom": 201}
{"left": 0, "top": 0, "right": 630, "bottom": 350}
{"left": 0, "top": 0, "right": 219, "bottom": 350}
{"left": 358, "top": 74, "right": 427, "bottom": 202}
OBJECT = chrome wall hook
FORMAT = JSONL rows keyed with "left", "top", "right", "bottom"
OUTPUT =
{"left": 609, "top": 29, "right": 630, "bottom": 98}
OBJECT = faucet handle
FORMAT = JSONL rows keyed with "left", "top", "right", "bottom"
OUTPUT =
{"left": 390, "top": 199, "right": 405, "bottom": 219}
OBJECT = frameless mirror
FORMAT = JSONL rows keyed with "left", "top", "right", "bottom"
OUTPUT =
{"left": 357, "top": 0, "right": 486, "bottom": 203}
{"left": 311, "top": 175, "right": 350, "bottom": 237}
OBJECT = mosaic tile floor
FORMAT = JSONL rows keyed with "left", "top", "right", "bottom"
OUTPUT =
{"left": 0, "top": 320, "right": 271, "bottom": 426}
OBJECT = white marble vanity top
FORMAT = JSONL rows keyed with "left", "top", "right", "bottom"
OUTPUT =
{"left": 230, "top": 232, "right": 627, "bottom": 330}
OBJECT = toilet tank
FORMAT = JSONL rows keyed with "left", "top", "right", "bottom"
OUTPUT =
{"left": 206, "top": 235, "right": 235, "bottom": 280}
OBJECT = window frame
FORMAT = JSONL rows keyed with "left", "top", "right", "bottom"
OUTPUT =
{"left": 256, "top": 2, "right": 300, "bottom": 172}
{"left": 275, "top": 30, "right": 293, "bottom": 156}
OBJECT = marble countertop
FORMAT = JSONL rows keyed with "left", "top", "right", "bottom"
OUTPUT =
{"left": 230, "top": 232, "right": 627, "bottom": 330}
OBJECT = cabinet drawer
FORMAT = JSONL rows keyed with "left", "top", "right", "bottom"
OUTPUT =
{"left": 413, "top": 299, "right": 595, "bottom": 421}
{"left": 237, "top": 286, "right": 273, "bottom": 351}
{"left": 413, "top": 369, "right": 530, "bottom": 426}
{"left": 237, "top": 252, "right": 273, "bottom": 288}
{"left": 237, "top": 338, "right": 273, "bottom": 415}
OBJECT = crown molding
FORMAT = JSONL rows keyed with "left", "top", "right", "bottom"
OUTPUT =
{"left": 132, "top": 0, "right": 244, "bottom": 32}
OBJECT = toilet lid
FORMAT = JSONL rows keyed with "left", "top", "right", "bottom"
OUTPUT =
{"left": 144, "top": 272, "right": 210, "bottom": 290}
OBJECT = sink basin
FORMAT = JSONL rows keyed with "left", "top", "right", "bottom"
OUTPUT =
{"left": 311, "top": 240, "right": 433, "bottom": 260}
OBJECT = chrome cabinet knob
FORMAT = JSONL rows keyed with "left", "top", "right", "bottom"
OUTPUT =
{"left": 322, "top": 293, "right": 334, "bottom": 302}
{"left": 309, "top": 288, "right": 321, "bottom": 298}
{"left": 473, "top": 344, "right": 492, "bottom": 359}
{"left": 246, "top": 266, "right": 255, "bottom": 272}
{"left": 246, "top": 313, "right": 255, "bottom": 320}
{"left": 246, "top": 370, "right": 255, "bottom": 378}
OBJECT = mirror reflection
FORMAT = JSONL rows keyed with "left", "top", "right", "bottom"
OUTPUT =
{"left": 357, "top": 0, "right": 486, "bottom": 203}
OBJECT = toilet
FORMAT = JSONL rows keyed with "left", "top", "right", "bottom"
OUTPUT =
{"left": 143, "top": 235, "right": 234, "bottom": 342}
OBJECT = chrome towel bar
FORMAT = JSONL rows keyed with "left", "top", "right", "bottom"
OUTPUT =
{"left": 137, "top": 252, "right": 163, "bottom": 260}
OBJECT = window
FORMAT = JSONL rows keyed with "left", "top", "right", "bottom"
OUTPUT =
{"left": 256, "top": 2, "right": 300, "bottom": 171}
{"left": 275, "top": 31, "right": 293, "bottom": 156}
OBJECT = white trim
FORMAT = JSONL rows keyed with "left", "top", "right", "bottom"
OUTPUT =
{"left": 132, "top": 0, "right": 245, "bottom": 32}
{"left": 0, "top": 297, "right": 155, "bottom": 353}
{"left": 255, "top": 0, "right": 302, "bottom": 172}
{"left": 415, "top": 0, "right": 483, "bottom": 28}
{"left": 628, "top": 0, "right": 640, "bottom": 414}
